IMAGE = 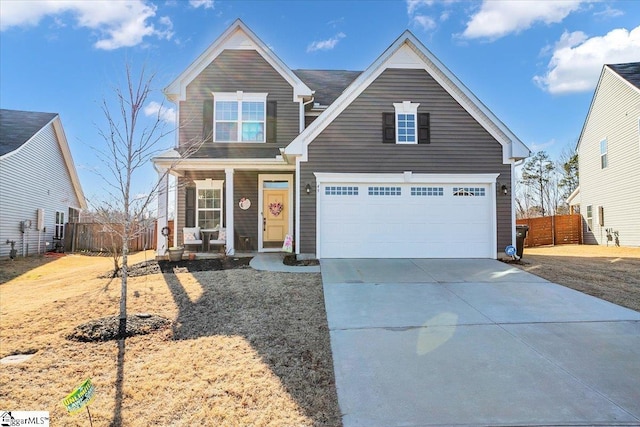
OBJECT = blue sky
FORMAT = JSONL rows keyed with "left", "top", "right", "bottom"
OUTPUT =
{"left": 1, "top": 0, "right": 639, "bottom": 204}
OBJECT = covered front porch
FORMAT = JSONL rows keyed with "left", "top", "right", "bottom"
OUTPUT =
{"left": 153, "top": 150, "right": 296, "bottom": 259}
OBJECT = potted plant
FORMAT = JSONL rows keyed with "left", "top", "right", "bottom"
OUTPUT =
{"left": 167, "top": 246, "right": 184, "bottom": 262}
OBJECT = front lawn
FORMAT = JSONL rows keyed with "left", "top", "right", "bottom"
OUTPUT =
{"left": 0, "top": 252, "right": 341, "bottom": 426}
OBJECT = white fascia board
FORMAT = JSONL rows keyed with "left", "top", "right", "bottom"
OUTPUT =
{"left": 164, "top": 19, "right": 312, "bottom": 103}
{"left": 314, "top": 172, "right": 499, "bottom": 184}
{"left": 566, "top": 186, "right": 580, "bottom": 205}
{"left": 152, "top": 156, "right": 295, "bottom": 171}
{"left": 285, "top": 30, "right": 530, "bottom": 162}
{"left": 609, "top": 65, "right": 640, "bottom": 95}
{"left": 52, "top": 116, "right": 87, "bottom": 209}
{"left": 576, "top": 66, "right": 607, "bottom": 152}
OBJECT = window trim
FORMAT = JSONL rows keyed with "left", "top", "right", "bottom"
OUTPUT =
{"left": 393, "top": 101, "right": 420, "bottom": 144}
{"left": 600, "top": 138, "right": 608, "bottom": 169}
{"left": 212, "top": 91, "right": 268, "bottom": 143}
{"left": 194, "top": 179, "right": 224, "bottom": 230}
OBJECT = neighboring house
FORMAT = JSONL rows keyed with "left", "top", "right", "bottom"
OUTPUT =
{"left": 153, "top": 20, "right": 530, "bottom": 259}
{"left": 0, "top": 109, "right": 87, "bottom": 257}
{"left": 567, "top": 63, "right": 640, "bottom": 247}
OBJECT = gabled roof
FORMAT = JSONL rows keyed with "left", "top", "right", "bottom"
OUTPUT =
{"left": 0, "top": 109, "right": 57, "bottom": 156}
{"left": 608, "top": 62, "right": 640, "bottom": 90}
{"left": 285, "top": 30, "right": 530, "bottom": 163}
{"left": 293, "top": 70, "right": 362, "bottom": 107}
{"left": 164, "top": 19, "right": 312, "bottom": 103}
{"left": 576, "top": 63, "right": 640, "bottom": 150}
{"left": 0, "top": 108, "right": 87, "bottom": 209}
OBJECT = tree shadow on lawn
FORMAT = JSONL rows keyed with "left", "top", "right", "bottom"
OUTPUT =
{"left": 162, "top": 267, "right": 342, "bottom": 426}
{"left": 0, "top": 253, "right": 61, "bottom": 284}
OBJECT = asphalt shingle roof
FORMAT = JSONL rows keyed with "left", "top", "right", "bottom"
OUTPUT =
{"left": 293, "top": 69, "right": 362, "bottom": 107}
{"left": 608, "top": 62, "right": 640, "bottom": 90}
{"left": 0, "top": 109, "right": 57, "bottom": 156}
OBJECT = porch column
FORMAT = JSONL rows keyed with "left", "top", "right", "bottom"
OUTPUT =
{"left": 225, "top": 168, "right": 235, "bottom": 255}
{"left": 156, "top": 168, "right": 169, "bottom": 257}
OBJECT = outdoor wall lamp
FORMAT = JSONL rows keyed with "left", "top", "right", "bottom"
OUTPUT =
{"left": 305, "top": 183, "right": 312, "bottom": 195}
{"left": 501, "top": 184, "right": 508, "bottom": 195}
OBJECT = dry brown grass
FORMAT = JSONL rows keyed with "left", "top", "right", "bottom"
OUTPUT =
{"left": 0, "top": 252, "right": 341, "bottom": 426}
{"left": 516, "top": 245, "right": 640, "bottom": 311}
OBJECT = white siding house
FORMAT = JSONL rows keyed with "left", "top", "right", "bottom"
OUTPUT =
{"left": 569, "top": 63, "right": 640, "bottom": 246}
{"left": 0, "top": 109, "right": 87, "bottom": 258}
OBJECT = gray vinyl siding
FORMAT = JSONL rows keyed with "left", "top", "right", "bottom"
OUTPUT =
{"left": 179, "top": 50, "right": 300, "bottom": 154}
{"left": 577, "top": 68, "right": 640, "bottom": 246}
{"left": 300, "top": 68, "right": 511, "bottom": 254}
{"left": 233, "top": 171, "right": 259, "bottom": 251}
{"left": 0, "top": 122, "right": 82, "bottom": 258}
{"left": 177, "top": 170, "right": 293, "bottom": 250}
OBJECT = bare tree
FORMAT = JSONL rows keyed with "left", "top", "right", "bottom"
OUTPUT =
{"left": 89, "top": 63, "right": 205, "bottom": 337}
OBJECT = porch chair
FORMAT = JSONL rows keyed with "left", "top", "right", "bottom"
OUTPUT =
{"left": 208, "top": 228, "right": 227, "bottom": 253}
{"left": 182, "top": 227, "right": 203, "bottom": 252}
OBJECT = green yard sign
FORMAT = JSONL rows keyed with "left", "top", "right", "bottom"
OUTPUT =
{"left": 62, "top": 378, "right": 95, "bottom": 415}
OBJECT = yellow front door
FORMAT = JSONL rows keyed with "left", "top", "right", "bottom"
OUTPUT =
{"left": 263, "top": 189, "right": 288, "bottom": 242}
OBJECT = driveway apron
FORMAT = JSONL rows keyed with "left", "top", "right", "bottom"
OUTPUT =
{"left": 321, "top": 258, "right": 640, "bottom": 427}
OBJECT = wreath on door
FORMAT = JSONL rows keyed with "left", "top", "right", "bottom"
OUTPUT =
{"left": 269, "top": 202, "right": 283, "bottom": 216}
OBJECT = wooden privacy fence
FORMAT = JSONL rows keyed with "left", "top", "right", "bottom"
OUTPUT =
{"left": 65, "top": 222, "right": 156, "bottom": 253}
{"left": 516, "top": 214, "right": 582, "bottom": 247}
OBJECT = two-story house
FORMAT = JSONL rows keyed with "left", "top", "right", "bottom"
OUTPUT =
{"left": 153, "top": 20, "right": 530, "bottom": 259}
{"left": 567, "top": 63, "right": 640, "bottom": 247}
{"left": 0, "top": 109, "right": 86, "bottom": 258}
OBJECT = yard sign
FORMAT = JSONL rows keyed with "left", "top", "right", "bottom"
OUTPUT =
{"left": 62, "top": 378, "right": 95, "bottom": 415}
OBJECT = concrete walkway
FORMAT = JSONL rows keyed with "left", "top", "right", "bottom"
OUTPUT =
{"left": 321, "top": 258, "right": 640, "bottom": 427}
{"left": 249, "top": 252, "right": 320, "bottom": 273}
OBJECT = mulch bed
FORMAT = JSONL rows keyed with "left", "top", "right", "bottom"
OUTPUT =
{"left": 67, "top": 313, "right": 171, "bottom": 342}
{"left": 101, "top": 257, "right": 253, "bottom": 278}
{"left": 283, "top": 255, "right": 320, "bottom": 266}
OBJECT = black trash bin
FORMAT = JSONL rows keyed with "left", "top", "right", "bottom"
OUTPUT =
{"left": 515, "top": 225, "right": 529, "bottom": 258}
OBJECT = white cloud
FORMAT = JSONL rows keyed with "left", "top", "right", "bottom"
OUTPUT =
{"left": 462, "top": 0, "right": 583, "bottom": 40}
{"left": 534, "top": 26, "right": 640, "bottom": 94}
{"left": 406, "top": 0, "right": 434, "bottom": 15}
{"left": 0, "top": 0, "right": 173, "bottom": 50}
{"left": 307, "top": 32, "right": 346, "bottom": 53}
{"left": 144, "top": 101, "right": 176, "bottom": 124}
{"left": 189, "top": 0, "right": 214, "bottom": 9}
{"left": 413, "top": 15, "right": 437, "bottom": 31}
{"left": 594, "top": 5, "right": 624, "bottom": 19}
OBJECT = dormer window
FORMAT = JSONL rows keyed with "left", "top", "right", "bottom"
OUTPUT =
{"left": 213, "top": 92, "right": 267, "bottom": 142}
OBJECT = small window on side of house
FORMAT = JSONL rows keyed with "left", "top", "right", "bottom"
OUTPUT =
{"left": 586, "top": 205, "right": 593, "bottom": 231}
{"left": 55, "top": 211, "right": 65, "bottom": 239}
{"left": 600, "top": 139, "right": 608, "bottom": 169}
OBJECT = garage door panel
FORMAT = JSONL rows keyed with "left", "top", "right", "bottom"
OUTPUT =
{"left": 319, "top": 181, "right": 494, "bottom": 258}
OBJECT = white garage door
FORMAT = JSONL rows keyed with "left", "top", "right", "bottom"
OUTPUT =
{"left": 318, "top": 176, "right": 496, "bottom": 258}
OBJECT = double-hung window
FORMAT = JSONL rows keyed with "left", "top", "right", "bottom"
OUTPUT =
{"left": 195, "top": 179, "right": 224, "bottom": 229}
{"left": 600, "top": 139, "right": 608, "bottom": 169}
{"left": 55, "top": 211, "right": 64, "bottom": 239}
{"left": 213, "top": 92, "right": 267, "bottom": 142}
{"left": 393, "top": 101, "right": 420, "bottom": 144}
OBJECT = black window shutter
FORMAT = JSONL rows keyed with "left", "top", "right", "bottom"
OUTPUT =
{"left": 382, "top": 112, "right": 395, "bottom": 143}
{"left": 203, "top": 99, "right": 213, "bottom": 143}
{"left": 418, "top": 113, "right": 430, "bottom": 144}
{"left": 266, "top": 100, "right": 277, "bottom": 143}
{"left": 185, "top": 187, "right": 196, "bottom": 227}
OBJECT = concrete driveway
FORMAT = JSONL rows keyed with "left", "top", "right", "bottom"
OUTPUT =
{"left": 321, "top": 259, "right": 640, "bottom": 427}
